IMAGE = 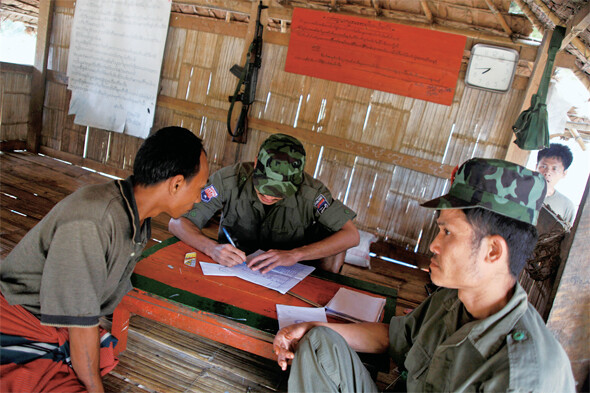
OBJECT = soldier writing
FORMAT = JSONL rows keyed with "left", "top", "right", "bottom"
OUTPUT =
{"left": 169, "top": 133, "right": 359, "bottom": 273}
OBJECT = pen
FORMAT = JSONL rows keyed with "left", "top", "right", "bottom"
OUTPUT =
{"left": 286, "top": 290, "right": 323, "bottom": 308}
{"left": 221, "top": 227, "right": 246, "bottom": 264}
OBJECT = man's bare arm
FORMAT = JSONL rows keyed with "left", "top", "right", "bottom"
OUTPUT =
{"left": 69, "top": 326, "right": 103, "bottom": 393}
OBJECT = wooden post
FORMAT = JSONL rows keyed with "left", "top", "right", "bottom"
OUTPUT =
{"left": 546, "top": 177, "right": 590, "bottom": 386}
{"left": 26, "top": 0, "right": 54, "bottom": 153}
{"left": 504, "top": 29, "right": 553, "bottom": 166}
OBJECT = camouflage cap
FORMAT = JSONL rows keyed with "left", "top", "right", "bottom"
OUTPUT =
{"left": 421, "top": 158, "right": 547, "bottom": 225}
{"left": 253, "top": 133, "right": 306, "bottom": 198}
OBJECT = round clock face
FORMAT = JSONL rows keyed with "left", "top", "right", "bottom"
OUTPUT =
{"left": 465, "top": 44, "right": 519, "bottom": 92}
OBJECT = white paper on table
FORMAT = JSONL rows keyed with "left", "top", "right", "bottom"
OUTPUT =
{"left": 198, "top": 250, "right": 315, "bottom": 294}
{"left": 230, "top": 259, "right": 315, "bottom": 294}
{"left": 199, "top": 261, "right": 237, "bottom": 276}
{"left": 276, "top": 304, "right": 327, "bottom": 331}
{"left": 325, "top": 287, "right": 386, "bottom": 323}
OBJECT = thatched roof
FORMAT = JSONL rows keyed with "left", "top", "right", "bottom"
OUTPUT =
{"left": 1, "top": 0, "right": 38, "bottom": 31}
{"left": 3, "top": 1, "right": 588, "bottom": 72}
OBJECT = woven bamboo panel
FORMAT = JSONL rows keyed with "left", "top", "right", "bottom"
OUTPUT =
{"left": 244, "top": 38, "right": 526, "bottom": 252}
{"left": 0, "top": 68, "right": 32, "bottom": 141}
{"left": 33, "top": 2, "right": 533, "bottom": 256}
{"left": 47, "top": 7, "right": 74, "bottom": 73}
{"left": 178, "top": 32, "right": 245, "bottom": 109}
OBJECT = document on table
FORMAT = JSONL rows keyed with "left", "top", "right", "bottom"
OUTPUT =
{"left": 325, "top": 287, "right": 386, "bottom": 323}
{"left": 276, "top": 304, "right": 327, "bottom": 330}
{"left": 199, "top": 250, "right": 315, "bottom": 294}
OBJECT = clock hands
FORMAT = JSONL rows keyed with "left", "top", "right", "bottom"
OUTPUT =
{"left": 476, "top": 67, "right": 491, "bottom": 74}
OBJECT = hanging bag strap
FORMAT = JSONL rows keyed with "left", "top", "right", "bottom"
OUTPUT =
{"left": 536, "top": 26, "right": 566, "bottom": 104}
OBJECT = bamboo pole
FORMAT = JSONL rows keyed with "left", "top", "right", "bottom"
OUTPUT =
{"left": 420, "top": 0, "right": 433, "bottom": 23}
{"left": 484, "top": 0, "right": 513, "bottom": 35}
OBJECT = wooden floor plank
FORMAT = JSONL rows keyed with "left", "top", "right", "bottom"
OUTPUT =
{"left": 0, "top": 174, "right": 66, "bottom": 202}
{"left": 102, "top": 315, "right": 286, "bottom": 393}
{"left": 1, "top": 192, "right": 56, "bottom": 220}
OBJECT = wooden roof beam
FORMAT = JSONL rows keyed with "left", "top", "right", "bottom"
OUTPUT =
{"left": 484, "top": 0, "right": 513, "bottom": 35}
{"left": 561, "top": 1, "right": 590, "bottom": 50}
{"left": 514, "top": 0, "right": 589, "bottom": 79}
{"left": 513, "top": 0, "right": 544, "bottom": 33}
{"left": 420, "top": 0, "right": 434, "bottom": 24}
{"left": 529, "top": 0, "right": 590, "bottom": 59}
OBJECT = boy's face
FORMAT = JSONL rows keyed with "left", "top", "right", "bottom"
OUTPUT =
{"left": 536, "top": 157, "right": 567, "bottom": 191}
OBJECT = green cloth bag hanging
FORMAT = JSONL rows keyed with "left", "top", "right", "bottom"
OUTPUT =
{"left": 512, "top": 93, "right": 549, "bottom": 150}
{"left": 512, "top": 26, "right": 565, "bottom": 150}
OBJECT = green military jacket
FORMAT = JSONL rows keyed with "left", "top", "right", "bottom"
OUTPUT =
{"left": 389, "top": 283, "right": 575, "bottom": 392}
{"left": 183, "top": 162, "right": 356, "bottom": 255}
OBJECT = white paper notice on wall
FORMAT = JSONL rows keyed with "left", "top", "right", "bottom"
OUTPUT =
{"left": 66, "top": 0, "right": 171, "bottom": 139}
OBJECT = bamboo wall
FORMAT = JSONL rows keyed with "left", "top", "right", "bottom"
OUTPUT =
{"left": 6, "top": 2, "right": 532, "bottom": 255}
{"left": 0, "top": 63, "right": 32, "bottom": 142}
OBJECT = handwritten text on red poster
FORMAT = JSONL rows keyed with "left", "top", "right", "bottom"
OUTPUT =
{"left": 285, "top": 8, "right": 467, "bottom": 106}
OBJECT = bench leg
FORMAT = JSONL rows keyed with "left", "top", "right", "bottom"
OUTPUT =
{"left": 111, "top": 304, "right": 130, "bottom": 356}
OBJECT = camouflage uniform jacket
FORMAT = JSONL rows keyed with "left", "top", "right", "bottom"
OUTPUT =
{"left": 183, "top": 162, "right": 356, "bottom": 255}
{"left": 389, "top": 283, "right": 575, "bottom": 392}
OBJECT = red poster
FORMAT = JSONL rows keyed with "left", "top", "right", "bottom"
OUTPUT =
{"left": 285, "top": 8, "right": 467, "bottom": 106}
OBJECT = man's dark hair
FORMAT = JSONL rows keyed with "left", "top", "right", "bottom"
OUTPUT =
{"left": 133, "top": 126, "right": 205, "bottom": 186}
{"left": 537, "top": 143, "right": 573, "bottom": 170}
{"left": 463, "top": 208, "right": 538, "bottom": 278}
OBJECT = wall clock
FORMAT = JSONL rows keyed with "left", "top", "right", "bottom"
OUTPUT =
{"left": 465, "top": 44, "right": 519, "bottom": 93}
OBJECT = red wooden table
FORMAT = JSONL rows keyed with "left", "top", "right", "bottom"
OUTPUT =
{"left": 112, "top": 238, "right": 397, "bottom": 360}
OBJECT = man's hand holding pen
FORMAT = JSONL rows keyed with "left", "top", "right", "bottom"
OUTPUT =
{"left": 212, "top": 227, "right": 247, "bottom": 267}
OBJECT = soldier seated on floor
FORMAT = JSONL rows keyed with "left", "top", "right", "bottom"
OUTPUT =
{"left": 273, "top": 158, "right": 575, "bottom": 393}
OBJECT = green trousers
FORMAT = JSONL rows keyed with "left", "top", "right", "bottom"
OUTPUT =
{"left": 288, "top": 326, "right": 379, "bottom": 393}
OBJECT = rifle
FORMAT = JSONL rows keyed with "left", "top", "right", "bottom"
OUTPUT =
{"left": 227, "top": 0, "right": 268, "bottom": 143}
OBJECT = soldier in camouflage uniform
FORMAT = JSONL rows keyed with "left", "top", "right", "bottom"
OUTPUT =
{"left": 169, "top": 133, "right": 359, "bottom": 273}
{"left": 273, "top": 158, "right": 575, "bottom": 392}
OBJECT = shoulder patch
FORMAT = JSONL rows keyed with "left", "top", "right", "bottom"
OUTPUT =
{"left": 201, "top": 185, "right": 218, "bottom": 203}
{"left": 314, "top": 194, "right": 329, "bottom": 214}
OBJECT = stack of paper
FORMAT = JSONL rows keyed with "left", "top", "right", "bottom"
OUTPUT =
{"left": 325, "top": 287, "right": 386, "bottom": 323}
{"left": 276, "top": 304, "right": 327, "bottom": 330}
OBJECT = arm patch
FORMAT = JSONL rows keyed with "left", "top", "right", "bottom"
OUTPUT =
{"left": 201, "top": 185, "right": 219, "bottom": 203}
{"left": 314, "top": 194, "right": 330, "bottom": 214}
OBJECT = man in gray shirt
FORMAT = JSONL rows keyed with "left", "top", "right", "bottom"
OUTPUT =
{"left": 1, "top": 126, "right": 209, "bottom": 392}
{"left": 536, "top": 143, "right": 576, "bottom": 226}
